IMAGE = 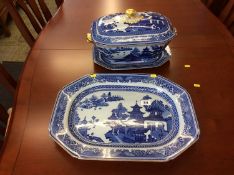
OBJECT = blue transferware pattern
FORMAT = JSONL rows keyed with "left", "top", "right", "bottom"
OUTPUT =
{"left": 92, "top": 11, "right": 176, "bottom": 45}
{"left": 49, "top": 74, "right": 199, "bottom": 161}
{"left": 93, "top": 46, "right": 171, "bottom": 70}
{"left": 89, "top": 10, "right": 176, "bottom": 70}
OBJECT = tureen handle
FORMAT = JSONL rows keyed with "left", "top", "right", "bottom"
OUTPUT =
{"left": 86, "top": 33, "right": 93, "bottom": 43}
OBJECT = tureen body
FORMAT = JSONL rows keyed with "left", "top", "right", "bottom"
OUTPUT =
{"left": 88, "top": 10, "right": 176, "bottom": 70}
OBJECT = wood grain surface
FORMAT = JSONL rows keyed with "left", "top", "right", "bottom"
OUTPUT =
{"left": 0, "top": 0, "right": 234, "bottom": 174}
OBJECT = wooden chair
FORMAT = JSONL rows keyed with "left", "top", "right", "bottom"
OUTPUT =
{"left": 0, "top": 0, "right": 11, "bottom": 37}
{"left": 201, "top": 0, "right": 215, "bottom": 8}
{"left": 0, "top": 63, "right": 17, "bottom": 147}
{"left": 6, "top": 0, "right": 64, "bottom": 47}
{"left": 202, "top": 0, "right": 229, "bottom": 15}
{"left": 0, "top": 104, "right": 9, "bottom": 146}
{"left": 0, "top": 64, "right": 17, "bottom": 96}
{"left": 219, "top": 0, "right": 234, "bottom": 35}
{"left": 202, "top": 0, "right": 234, "bottom": 35}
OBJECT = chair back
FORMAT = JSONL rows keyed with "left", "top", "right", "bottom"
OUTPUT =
{"left": 6, "top": 0, "right": 63, "bottom": 47}
{"left": 201, "top": 0, "right": 215, "bottom": 7}
{"left": 202, "top": 0, "right": 234, "bottom": 35}
{"left": 219, "top": 0, "right": 234, "bottom": 34}
{"left": 0, "top": 64, "right": 17, "bottom": 96}
{"left": 0, "top": 104, "right": 8, "bottom": 146}
{"left": 0, "top": 64, "right": 17, "bottom": 147}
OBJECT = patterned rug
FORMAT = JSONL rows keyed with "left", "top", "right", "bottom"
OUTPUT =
{"left": 0, "top": 0, "right": 58, "bottom": 62}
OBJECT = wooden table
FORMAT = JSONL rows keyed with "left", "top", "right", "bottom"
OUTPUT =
{"left": 1, "top": 0, "right": 234, "bottom": 174}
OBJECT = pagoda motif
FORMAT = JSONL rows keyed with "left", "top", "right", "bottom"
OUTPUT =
{"left": 78, "top": 98, "right": 173, "bottom": 144}
{"left": 128, "top": 101, "right": 144, "bottom": 121}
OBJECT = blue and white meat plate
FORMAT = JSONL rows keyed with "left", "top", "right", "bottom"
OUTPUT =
{"left": 87, "top": 9, "right": 176, "bottom": 70}
{"left": 49, "top": 74, "right": 199, "bottom": 161}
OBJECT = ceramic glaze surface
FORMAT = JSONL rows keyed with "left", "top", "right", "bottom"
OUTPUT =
{"left": 96, "top": 45, "right": 163, "bottom": 62}
{"left": 92, "top": 12, "right": 176, "bottom": 45}
{"left": 89, "top": 10, "right": 176, "bottom": 70}
{"left": 93, "top": 46, "right": 171, "bottom": 70}
{"left": 49, "top": 74, "right": 199, "bottom": 161}
{"left": 69, "top": 88, "right": 178, "bottom": 146}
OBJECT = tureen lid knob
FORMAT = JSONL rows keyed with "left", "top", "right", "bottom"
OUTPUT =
{"left": 126, "top": 9, "right": 137, "bottom": 17}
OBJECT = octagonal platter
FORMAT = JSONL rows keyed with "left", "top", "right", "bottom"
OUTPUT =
{"left": 49, "top": 74, "right": 199, "bottom": 161}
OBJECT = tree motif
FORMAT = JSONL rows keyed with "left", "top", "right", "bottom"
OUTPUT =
{"left": 109, "top": 103, "right": 128, "bottom": 120}
{"left": 142, "top": 47, "right": 153, "bottom": 58}
{"left": 132, "top": 48, "right": 141, "bottom": 57}
{"left": 90, "top": 95, "right": 98, "bottom": 102}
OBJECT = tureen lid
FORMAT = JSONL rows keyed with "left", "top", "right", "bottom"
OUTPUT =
{"left": 90, "top": 9, "right": 176, "bottom": 46}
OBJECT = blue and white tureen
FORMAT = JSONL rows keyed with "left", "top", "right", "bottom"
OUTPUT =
{"left": 49, "top": 74, "right": 199, "bottom": 161}
{"left": 87, "top": 9, "right": 177, "bottom": 70}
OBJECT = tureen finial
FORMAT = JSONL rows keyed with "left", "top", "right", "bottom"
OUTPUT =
{"left": 126, "top": 9, "right": 137, "bottom": 17}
